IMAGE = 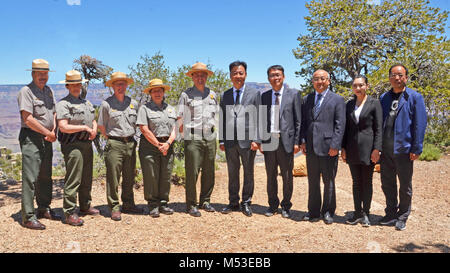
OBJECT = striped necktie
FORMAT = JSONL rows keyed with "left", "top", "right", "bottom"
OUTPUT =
{"left": 314, "top": 93, "right": 323, "bottom": 117}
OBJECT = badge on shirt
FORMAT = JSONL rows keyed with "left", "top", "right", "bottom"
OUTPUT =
{"left": 130, "top": 104, "right": 134, "bottom": 109}
{"left": 210, "top": 94, "right": 214, "bottom": 100}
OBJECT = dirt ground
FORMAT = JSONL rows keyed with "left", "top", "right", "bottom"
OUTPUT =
{"left": 0, "top": 154, "right": 449, "bottom": 253}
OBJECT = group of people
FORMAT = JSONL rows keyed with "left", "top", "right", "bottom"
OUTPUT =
{"left": 17, "top": 59, "right": 427, "bottom": 233}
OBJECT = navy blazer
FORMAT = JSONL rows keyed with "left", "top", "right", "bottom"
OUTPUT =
{"left": 301, "top": 90, "right": 346, "bottom": 156}
{"left": 259, "top": 87, "right": 302, "bottom": 153}
{"left": 379, "top": 87, "right": 427, "bottom": 155}
{"left": 342, "top": 95, "right": 383, "bottom": 165}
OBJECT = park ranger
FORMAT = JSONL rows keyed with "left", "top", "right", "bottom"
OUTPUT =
{"left": 98, "top": 72, "right": 143, "bottom": 221}
{"left": 56, "top": 70, "right": 100, "bottom": 226}
{"left": 17, "top": 59, "right": 61, "bottom": 230}
{"left": 137, "top": 79, "right": 177, "bottom": 218}
{"left": 177, "top": 62, "right": 218, "bottom": 217}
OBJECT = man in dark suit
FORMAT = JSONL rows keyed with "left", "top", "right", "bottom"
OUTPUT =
{"left": 300, "top": 69, "right": 346, "bottom": 224}
{"left": 259, "top": 65, "right": 302, "bottom": 218}
{"left": 219, "top": 61, "right": 259, "bottom": 216}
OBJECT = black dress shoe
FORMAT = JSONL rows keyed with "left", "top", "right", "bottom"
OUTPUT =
{"left": 242, "top": 203, "right": 253, "bottom": 217}
{"left": 159, "top": 205, "right": 174, "bottom": 215}
{"left": 149, "top": 207, "right": 160, "bottom": 218}
{"left": 221, "top": 205, "right": 240, "bottom": 214}
{"left": 187, "top": 206, "right": 201, "bottom": 217}
{"left": 201, "top": 203, "right": 216, "bottom": 212}
{"left": 395, "top": 220, "right": 406, "bottom": 231}
{"left": 346, "top": 212, "right": 363, "bottom": 225}
{"left": 264, "top": 208, "right": 278, "bottom": 217}
{"left": 281, "top": 209, "right": 291, "bottom": 219}
{"left": 323, "top": 212, "right": 334, "bottom": 225}
{"left": 379, "top": 215, "right": 397, "bottom": 226}
{"left": 302, "top": 213, "right": 320, "bottom": 222}
{"left": 23, "top": 219, "right": 46, "bottom": 230}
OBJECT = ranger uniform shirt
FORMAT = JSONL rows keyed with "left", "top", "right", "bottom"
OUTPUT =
{"left": 98, "top": 95, "right": 138, "bottom": 137}
{"left": 56, "top": 94, "right": 95, "bottom": 128}
{"left": 177, "top": 86, "right": 218, "bottom": 134}
{"left": 137, "top": 100, "right": 177, "bottom": 138}
{"left": 17, "top": 82, "right": 56, "bottom": 131}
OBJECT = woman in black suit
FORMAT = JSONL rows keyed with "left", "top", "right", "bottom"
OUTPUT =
{"left": 342, "top": 75, "right": 382, "bottom": 227}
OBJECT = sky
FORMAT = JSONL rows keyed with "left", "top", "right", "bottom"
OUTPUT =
{"left": 0, "top": 0, "right": 448, "bottom": 88}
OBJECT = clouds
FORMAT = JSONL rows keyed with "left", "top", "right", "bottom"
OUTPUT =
{"left": 67, "top": 0, "right": 81, "bottom": 6}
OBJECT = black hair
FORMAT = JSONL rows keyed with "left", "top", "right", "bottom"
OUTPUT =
{"left": 389, "top": 63, "right": 409, "bottom": 76}
{"left": 267, "top": 65, "right": 284, "bottom": 76}
{"left": 353, "top": 74, "right": 369, "bottom": 84}
{"left": 229, "top": 61, "right": 247, "bottom": 73}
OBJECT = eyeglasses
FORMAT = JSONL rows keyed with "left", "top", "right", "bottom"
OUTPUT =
{"left": 313, "top": 77, "right": 329, "bottom": 82}
{"left": 268, "top": 73, "right": 283, "bottom": 79}
{"left": 389, "top": 74, "right": 405, "bottom": 79}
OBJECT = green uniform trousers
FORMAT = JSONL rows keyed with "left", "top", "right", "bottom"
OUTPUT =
{"left": 104, "top": 138, "right": 137, "bottom": 212}
{"left": 19, "top": 128, "right": 53, "bottom": 223}
{"left": 184, "top": 139, "right": 216, "bottom": 209}
{"left": 61, "top": 140, "right": 93, "bottom": 216}
{"left": 139, "top": 137, "right": 174, "bottom": 209}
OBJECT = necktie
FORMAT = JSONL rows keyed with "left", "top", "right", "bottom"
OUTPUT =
{"left": 314, "top": 93, "right": 322, "bottom": 117}
{"left": 274, "top": 92, "right": 281, "bottom": 132}
{"left": 234, "top": 90, "right": 241, "bottom": 140}
{"left": 235, "top": 90, "right": 241, "bottom": 105}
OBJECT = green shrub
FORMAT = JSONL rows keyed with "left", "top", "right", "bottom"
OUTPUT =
{"left": 419, "top": 144, "right": 442, "bottom": 161}
{"left": 92, "top": 151, "right": 106, "bottom": 181}
{"left": 171, "top": 157, "right": 185, "bottom": 187}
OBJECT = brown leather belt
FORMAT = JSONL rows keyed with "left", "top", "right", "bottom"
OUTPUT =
{"left": 108, "top": 136, "right": 135, "bottom": 143}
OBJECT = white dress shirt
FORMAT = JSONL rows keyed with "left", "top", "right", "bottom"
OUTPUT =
{"left": 270, "top": 85, "right": 284, "bottom": 133}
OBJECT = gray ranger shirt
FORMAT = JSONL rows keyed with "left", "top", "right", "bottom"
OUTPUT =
{"left": 56, "top": 94, "right": 95, "bottom": 128}
{"left": 98, "top": 95, "right": 138, "bottom": 137}
{"left": 17, "top": 82, "right": 56, "bottom": 131}
{"left": 137, "top": 100, "right": 177, "bottom": 138}
{"left": 177, "top": 86, "right": 218, "bottom": 136}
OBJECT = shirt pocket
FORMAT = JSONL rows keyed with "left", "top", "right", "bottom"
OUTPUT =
{"left": 33, "top": 100, "right": 47, "bottom": 117}
{"left": 110, "top": 111, "right": 124, "bottom": 126}
{"left": 126, "top": 108, "right": 138, "bottom": 126}
{"left": 69, "top": 106, "right": 85, "bottom": 124}
{"left": 167, "top": 110, "right": 177, "bottom": 120}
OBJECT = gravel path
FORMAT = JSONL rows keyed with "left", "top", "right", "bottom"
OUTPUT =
{"left": 0, "top": 155, "right": 449, "bottom": 253}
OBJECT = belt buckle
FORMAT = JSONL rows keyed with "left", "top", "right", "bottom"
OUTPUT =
{"left": 272, "top": 133, "right": 280, "bottom": 138}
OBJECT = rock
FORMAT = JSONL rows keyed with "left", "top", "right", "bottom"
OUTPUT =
{"left": 293, "top": 154, "right": 307, "bottom": 177}
{"left": 6, "top": 178, "right": 17, "bottom": 185}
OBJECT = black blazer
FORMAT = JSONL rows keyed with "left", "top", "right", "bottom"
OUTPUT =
{"left": 342, "top": 95, "right": 383, "bottom": 165}
{"left": 300, "top": 90, "right": 346, "bottom": 156}
{"left": 259, "top": 87, "right": 302, "bottom": 153}
{"left": 219, "top": 85, "right": 259, "bottom": 149}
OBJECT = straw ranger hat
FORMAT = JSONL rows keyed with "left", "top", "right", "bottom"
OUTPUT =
{"left": 106, "top": 71, "right": 134, "bottom": 87}
{"left": 143, "top": 78, "right": 171, "bottom": 94}
{"left": 59, "top": 70, "right": 89, "bottom": 84}
{"left": 185, "top": 62, "right": 214, "bottom": 78}
{"left": 26, "top": 59, "right": 55, "bottom": 72}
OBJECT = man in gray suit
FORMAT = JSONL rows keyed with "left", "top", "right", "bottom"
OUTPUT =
{"left": 300, "top": 69, "right": 346, "bottom": 224}
{"left": 219, "top": 61, "right": 259, "bottom": 216}
{"left": 259, "top": 65, "right": 302, "bottom": 218}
